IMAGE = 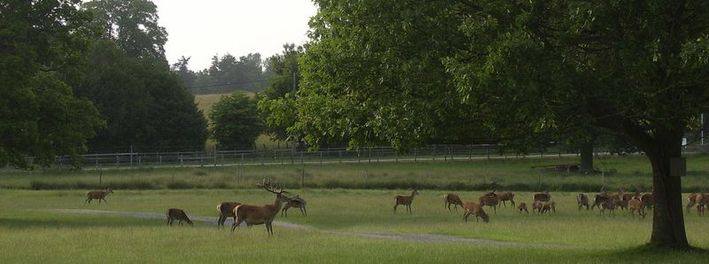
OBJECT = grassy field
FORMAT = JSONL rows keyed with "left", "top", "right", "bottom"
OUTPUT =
{"left": 5, "top": 154, "right": 709, "bottom": 192}
{"left": 1, "top": 189, "right": 708, "bottom": 263}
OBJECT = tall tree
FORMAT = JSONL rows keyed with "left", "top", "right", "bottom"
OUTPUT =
{"left": 258, "top": 44, "right": 303, "bottom": 142}
{"left": 172, "top": 56, "right": 196, "bottom": 88}
{"left": 0, "top": 0, "right": 105, "bottom": 168}
{"left": 83, "top": 0, "right": 167, "bottom": 61}
{"left": 446, "top": 0, "right": 709, "bottom": 248}
{"left": 295, "top": 0, "right": 488, "bottom": 150}
{"left": 209, "top": 93, "right": 263, "bottom": 149}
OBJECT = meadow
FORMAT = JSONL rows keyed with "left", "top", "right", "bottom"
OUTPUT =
{"left": 1, "top": 189, "right": 708, "bottom": 263}
{"left": 5, "top": 154, "right": 709, "bottom": 193}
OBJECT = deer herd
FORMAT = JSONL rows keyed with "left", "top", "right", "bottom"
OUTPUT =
{"left": 84, "top": 183, "right": 709, "bottom": 235}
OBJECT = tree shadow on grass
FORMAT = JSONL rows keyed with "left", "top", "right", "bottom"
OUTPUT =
{"left": 0, "top": 217, "right": 162, "bottom": 230}
{"left": 596, "top": 245, "right": 709, "bottom": 263}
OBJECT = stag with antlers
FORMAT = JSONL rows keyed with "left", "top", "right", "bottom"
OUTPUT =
{"left": 231, "top": 179, "right": 291, "bottom": 235}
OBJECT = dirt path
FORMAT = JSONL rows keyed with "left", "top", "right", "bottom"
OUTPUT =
{"left": 48, "top": 209, "right": 564, "bottom": 248}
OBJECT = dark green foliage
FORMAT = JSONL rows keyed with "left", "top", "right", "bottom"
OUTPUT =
{"left": 83, "top": 0, "right": 168, "bottom": 61}
{"left": 189, "top": 53, "right": 266, "bottom": 93}
{"left": 209, "top": 93, "right": 263, "bottom": 149}
{"left": 258, "top": 44, "right": 302, "bottom": 141}
{"left": 296, "top": 0, "right": 488, "bottom": 150}
{"left": 75, "top": 41, "right": 207, "bottom": 152}
{"left": 0, "top": 0, "right": 105, "bottom": 168}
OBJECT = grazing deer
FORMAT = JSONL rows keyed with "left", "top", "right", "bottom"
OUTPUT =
{"left": 640, "top": 192, "right": 654, "bottom": 209}
{"left": 85, "top": 188, "right": 113, "bottom": 204}
{"left": 591, "top": 192, "right": 610, "bottom": 210}
{"left": 577, "top": 193, "right": 590, "bottom": 210}
{"left": 281, "top": 195, "right": 307, "bottom": 217}
{"left": 628, "top": 197, "right": 646, "bottom": 218}
{"left": 540, "top": 201, "right": 556, "bottom": 214}
{"left": 231, "top": 180, "right": 291, "bottom": 235}
{"left": 517, "top": 202, "right": 529, "bottom": 214}
{"left": 394, "top": 189, "right": 419, "bottom": 213}
{"left": 686, "top": 193, "right": 701, "bottom": 213}
{"left": 697, "top": 201, "right": 706, "bottom": 216}
{"left": 600, "top": 199, "right": 616, "bottom": 215}
{"left": 479, "top": 192, "right": 499, "bottom": 214}
{"left": 444, "top": 193, "right": 464, "bottom": 212}
{"left": 217, "top": 202, "right": 241, "bottom": 227}
{"left": 167, "top": 208, "right": 193, "bottom": 226}
{"left": 533, "top": 191, "right": 551, "bottom": 202}
{"left": 462, "top": 202, "right": 489, "bottom": 223}
{"left": 497, "top": 192, "right": 515, "bottom": 207}
{"left": 532, "top": 200, "right": 544, "bottom": 214}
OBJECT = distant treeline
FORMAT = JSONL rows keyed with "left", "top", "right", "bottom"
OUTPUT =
{"left": 172, "top": 53, "right": 271, "bottom": 94}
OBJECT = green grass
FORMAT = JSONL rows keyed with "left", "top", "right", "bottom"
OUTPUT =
{"left": 4, "top": 154, "right": 709, "bottom": 192}
{"left": 1, "top": 189, "right": 709, "bottom": 263}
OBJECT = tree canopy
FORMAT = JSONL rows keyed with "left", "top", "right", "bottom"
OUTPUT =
{"left": 0, "top": 0, "right": 105, "bottom": 168}
{"left": 445, "top": 0, "right": 709, "bottom": 248}
{"left": 209, "top": 93, "right": 263, "bottom": 149}
{"left": 294, "top": 0, "right": 488, "bottom": 150}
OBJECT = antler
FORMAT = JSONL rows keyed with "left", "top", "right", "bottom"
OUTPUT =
{"left": 257, "top": 178, "right": 285, "bottom": 195}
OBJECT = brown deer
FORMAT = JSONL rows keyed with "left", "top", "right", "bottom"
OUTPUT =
{"left": 540, "top": 201, "right": 556, "bottom": 214}
{"left": 217, "top": 202, "right": 241, "bottom": 227}
{"left": 577, "top": 193, "right": 590, "bottom": 210}
{"left": 462, "top": 202, "right": 489, "bottom": 223}
{"left": 231, "top": 180, "right": 291, "bottom": 235}
{"left": 640, "top": 192, "right": 654, "bottom": 209}
{"left": 479, "top": 192, "right": 499, "bottom": 214}
{"left": 591, "top": 192, "right": 610, "bottom": 210}
{"left": 628, "top": 197, "right": 646, "bottom": 218}
{"left": 394, "top": 189, "right": 419, "bottom": 213}
{"left": 497, "top": 192, "right": 515, "bottom": 207}
{"left": 532, "top": 200, "right": 543, "bottom": 213}
{"left": 686, "top": 193, "right": 703, "bottom": 213}
{"left": 533, "top": 191, "right": 551, "bottom": 202}
{"left": 85, "top": 188, "right": 113, "bottom": 204}
{"left": 444, "top": 193, "right": 464, "bottom": 212}
{"left": 281, "top": 195, "right": 307, "bottom": 217}
{"left": 517, "top": 202, "right": 529, "bottom": 214}
{"left": 167, "top": 208, "right": 193, "bottom": 226}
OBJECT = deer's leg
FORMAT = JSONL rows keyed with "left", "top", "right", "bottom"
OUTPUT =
{"left": 231, "top": 218, "right": 242, "bottom": 232}
{"left": 393, "top": 204, "right": 398, "bottom": 213}
{"left": 463, "top": 212, "right": 470, "bottom": 222}
{"left": 299, "top": 206, "right": 305, "bottom": 216}
{"left": 511, "top": 200, "right": 515, "bottom": 206}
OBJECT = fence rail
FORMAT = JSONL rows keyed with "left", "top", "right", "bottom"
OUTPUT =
{"left": 48, "top": 144, "right": 603, "bottom": 169}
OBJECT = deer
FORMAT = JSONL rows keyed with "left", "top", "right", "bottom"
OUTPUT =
{"left": 85, "top": 188, "right": 113, "bottom": 204}
{"left": 533, "top": 191, "right": 551, "bottom": 203}
{"left": 497, "top": 192, "right": 515, "bottom": 207}
{"left": 479, "top": 192, "right": 499, "bottom": 214}
{"left": 628, "top": 197, "right": 646, "bottom": 218}
{"left": 540, "top": 201, "right": 556, "bottom": 214}
{"left": 462, "top": 202, "right": 489, "bottom": 223}
{"left": 231, "top": 179, "right": 291, "bottom": 235}
{"left": 577, "top": 193, "right": 590, "bottom": 210}
{"left": 281, "top": 195, "right": 307, "bottom": 217}
{"left": 444, "top": 193, "right": 464, "bottom": 212}
{"left": 394, "top": 189, "right": 419, "bottom": 213}
{"left": 640, "top": 192, "right": 654, "bottom": 209}
{"left": 216, "top": 202, "right": 242, "bottom": 227}
{"left": 686, "top": 193, "right": 704, "bottom": 213}
{"left": 517, "top": 202, "right": 529, "bottom": 214}
{"left": 167, "top": 208, "right": 193, "bottom": 226}
{"left": 591, "top": 192, "right": 611, "bottom": 210}
{"left": 532, "top": 200, "right": 544, "bottom": 214}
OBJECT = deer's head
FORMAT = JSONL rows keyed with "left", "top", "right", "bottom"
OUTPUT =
{"left": 258, "top": 179, "right": 290, "bottom": 203}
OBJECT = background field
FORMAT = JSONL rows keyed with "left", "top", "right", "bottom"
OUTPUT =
{"left": 5, "top": 154, "right": 709, "bottom": 192}
{"left": 1, "top": 189, "right": 708, "bottom": 263}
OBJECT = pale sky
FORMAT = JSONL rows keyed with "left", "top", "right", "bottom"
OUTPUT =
{"left": 152, "top": 0, "right": 318, "bottom": 71}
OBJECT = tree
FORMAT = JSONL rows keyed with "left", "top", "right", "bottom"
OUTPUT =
{"left": 172, "top": 56, "right": 196, "bottom": 88}
{"left": 295, "top": 0, "right": 488, "bottom": 150}
{"left": 445, "top": 0, "right": 709, "bottom": 248}
{"left": 191, "top": 53, "right": 266, "bottom": 93}
{"left": 83, "top": 0, "right": 168, "bottom": 61}
{"left": 75, "top": 41, "right": 207, "bottom": 152}
{"left": 0, "top": 0, "right": 105, "bottom": 168}
{"left": 258, "top": 44, "right": 303, "bottom": 142}
{"left": 209, "top": 93, "right": 263, "bottom": 149}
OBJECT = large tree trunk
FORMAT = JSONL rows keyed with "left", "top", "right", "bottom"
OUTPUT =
{"left": 579, "top": 141, "right": 594, "bottom": 173}
{"left": 646, "top": 139, "right": 689, "bottom": 249}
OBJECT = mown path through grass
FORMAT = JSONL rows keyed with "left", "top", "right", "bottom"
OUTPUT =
{"left": 47, "top": 208, "right": 566, "bottom": 249}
